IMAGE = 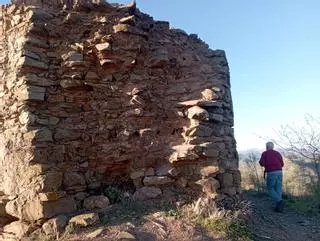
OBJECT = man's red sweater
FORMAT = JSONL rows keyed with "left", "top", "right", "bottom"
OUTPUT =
{"left": 259, "top": 149, "right": 284, "bottom": 172}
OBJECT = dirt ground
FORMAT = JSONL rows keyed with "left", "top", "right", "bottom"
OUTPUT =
{"left": 245, "top": 191, "right": 320, "bottom": 241}
{"left": 66, "top": 201, "right": 226, "bottom": 241}
{"left": 68, "top": 216, "right": 224, "bottom": 241}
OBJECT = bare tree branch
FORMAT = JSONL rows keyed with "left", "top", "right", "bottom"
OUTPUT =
{"left": 271, "top": 114, "right": 320, "bottom": 185}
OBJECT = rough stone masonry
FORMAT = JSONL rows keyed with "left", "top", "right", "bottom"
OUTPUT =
{"left": 0, "top": 0, "right": 240, "bottom": 237}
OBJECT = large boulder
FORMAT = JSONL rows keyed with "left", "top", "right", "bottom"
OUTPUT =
{"left": 6, "top": 197, "right": 76, "bottom": 221}
{"left": 3, "top": 221, "right": 32, "bottom": 240}
{"left": 133, "top": 187, "right": 162, "bottom": 201}
{"left": 83, "top": 195, "right": 110, "bottom": 210}
{"left": 42, "top": 215, "right": 68, "bottom": 236}
{"left": 0, "top": 196, "right": 14, "bottom": 225}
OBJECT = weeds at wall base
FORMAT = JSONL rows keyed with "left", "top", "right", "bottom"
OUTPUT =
{"left": 175, "top": 198, "right": 253, "bottom": 241}
{"left": 194, "top": 217, "right": 253, "bottom": 241}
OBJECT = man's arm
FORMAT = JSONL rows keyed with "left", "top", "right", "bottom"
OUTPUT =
{"left": 259, "top": 152, "right": 265, "bottom": 167}
{"left": 279, "top": 153, "right": 284, "bottom": 167}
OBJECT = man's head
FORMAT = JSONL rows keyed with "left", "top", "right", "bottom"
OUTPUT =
{"left": 266, "top": 141, "right": 274, "bottom": 150}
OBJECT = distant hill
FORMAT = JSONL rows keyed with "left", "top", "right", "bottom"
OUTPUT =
{"left": 238, "top": 148, "right": 289, "bottom": 162}
{"left": 238, "top": 148, "right": 263, "bottom": 161}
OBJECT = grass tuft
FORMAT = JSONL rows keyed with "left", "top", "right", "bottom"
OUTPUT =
{"left": 179, "top": 198, "right": 253, "bottom": 241}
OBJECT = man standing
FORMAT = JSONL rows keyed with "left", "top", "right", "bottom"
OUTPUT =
{"left": 259, "top": 142, "right": 284, "bottom": 212}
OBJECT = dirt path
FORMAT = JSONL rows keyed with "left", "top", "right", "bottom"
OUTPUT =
{"left": 245, "top": 192, "right": 320, "bottom": 241}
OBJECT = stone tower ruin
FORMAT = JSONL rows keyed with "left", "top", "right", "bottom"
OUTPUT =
{"left": 0, "top": 0, "right": 240, "bottom": 234}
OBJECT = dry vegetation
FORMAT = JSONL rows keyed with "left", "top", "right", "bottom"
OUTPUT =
{"left": 26, "top": 194, "right": 253, "bottom": 241}
{"left": 179, "top": 197, "right": 253, "bottom": 241}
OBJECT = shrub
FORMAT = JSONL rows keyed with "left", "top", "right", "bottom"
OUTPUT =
{"left": 103, "top": 186, "right": 124, "bottom": 204}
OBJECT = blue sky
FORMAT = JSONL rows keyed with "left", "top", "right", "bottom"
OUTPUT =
{"left": 2, "top": 0, "right": 320, "bottom": 150}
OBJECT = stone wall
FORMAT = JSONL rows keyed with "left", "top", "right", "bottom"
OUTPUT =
{"left": 0, "top": 0, "right": 240, "bottom": 234}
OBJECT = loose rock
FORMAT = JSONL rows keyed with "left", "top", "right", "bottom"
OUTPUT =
{"left": 119, "top": 231, "right": 136, "bottom": 240}
{"left": 69, "top": 213, "right": 100, "bottom": 227}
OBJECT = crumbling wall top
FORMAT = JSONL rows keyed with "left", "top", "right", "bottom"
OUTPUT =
{"left": 9, "top": 0, "right": 117, "bottom": 9}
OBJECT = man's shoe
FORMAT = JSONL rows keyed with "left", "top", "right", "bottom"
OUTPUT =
{"left": 275, "top": 200, "right": 284, "bottom": 213}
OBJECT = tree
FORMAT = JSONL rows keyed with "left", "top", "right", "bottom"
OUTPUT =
{"left": 272, "top": 114, "right": 320, "bottom": 189}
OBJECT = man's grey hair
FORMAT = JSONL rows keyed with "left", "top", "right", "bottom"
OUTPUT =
{"left": 266, "top": 141, "right": 274, "bottom": 150}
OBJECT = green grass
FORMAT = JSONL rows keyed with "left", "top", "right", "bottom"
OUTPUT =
{"left": 165, "top": 207, "right": 181, "bottom": 219}
{"left": 195, "top": 217, "right": 253, "bottom": 241}
{"left": 284, "top": 197, "right": 319, "bottom": 217}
